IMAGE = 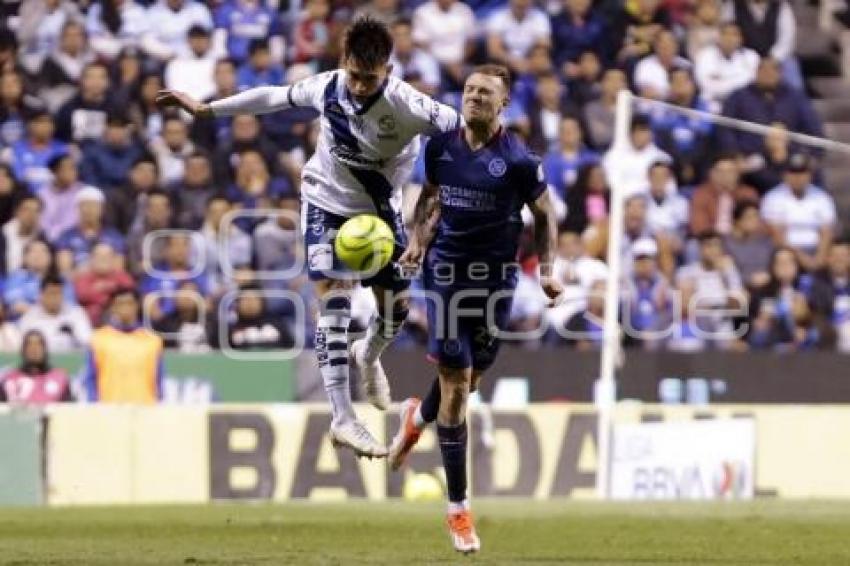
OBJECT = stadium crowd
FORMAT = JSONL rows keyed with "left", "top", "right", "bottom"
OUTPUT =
{"left": 0, "top": 0, "right": 846, "bottom": 359}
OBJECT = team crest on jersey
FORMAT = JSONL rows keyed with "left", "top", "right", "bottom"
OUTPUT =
{"left": 443, "top": 339, "right": 462, "bottom": 356}
{"left": 378, "top": 115, "right": 395, "bottom": 132}
{"left": 488, "top": 158, "right": 507, "bottom": 178}
{"left": 326, "top": 102, "right": 344, "bottom": 115}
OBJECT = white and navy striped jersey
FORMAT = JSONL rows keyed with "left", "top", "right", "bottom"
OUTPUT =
{"left": 209, "top": 70, "right": 461, "bottom": 217}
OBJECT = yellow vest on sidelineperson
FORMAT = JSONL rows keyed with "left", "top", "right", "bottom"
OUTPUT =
{"left": 85, "top": 325, "right": 164, "bottom": 404}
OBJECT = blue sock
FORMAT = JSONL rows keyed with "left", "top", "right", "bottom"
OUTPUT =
{"left": 419, "top": 378, "right": 440, "bottom": 424}
{"left": 437, "top": 421, "right": 468, "bottom": 503}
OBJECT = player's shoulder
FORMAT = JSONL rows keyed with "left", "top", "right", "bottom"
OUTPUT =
{"left": 500, "top": 129, "right": 541, "bottom": 166}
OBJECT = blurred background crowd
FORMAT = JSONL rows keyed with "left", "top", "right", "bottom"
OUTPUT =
{"left": 0, "top": 0, "right": 847, "bottom": 363}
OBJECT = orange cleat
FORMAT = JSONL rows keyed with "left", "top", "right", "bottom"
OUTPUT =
{"left": 388, "top": 397, "right": 422, "bottom": 471}
{"left": 446, "top": 510, "right": 481, "bottom": 554}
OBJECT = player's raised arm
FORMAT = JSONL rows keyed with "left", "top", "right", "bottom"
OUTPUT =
{"left": 400, "top": 81, "right": 462, "bottom": 136}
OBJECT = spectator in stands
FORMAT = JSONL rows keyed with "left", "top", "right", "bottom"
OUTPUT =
{"left": 389, "top": 19, "right": 441, "bottom": 98}
{"left": 226, "top": 149, "right": 291, "bottom": 230}
{"left": 149, "top": 114, "right": 194, "bottom": 187}
{"left": 720, "top": 57, "right": 822, "bottom": 155}
{"left": 4, "top": 239, "right": 74, "bottom": 319}
{"left": 39, "top": 155, "right": 84, "bottom": 243}
{"left": 56, "top": 186, "right": 126, "bottom": 274}
{"left": 353, "top": 0, "right": 400, "bottom": 27}
{"left": 0, "top": 330, "right": 72, "bottom": 404}
{"left": 748, "top": 246, "right": 834, "bottom": 350}
{"left": 145, "top": 0, "right": 214, "bottom": 63}
{"left": 37, "top": 20, "right": 95, "bottom": 114}
{"left": 128, "top": 72, "right": 166, "bottom": 143}
{"left": 653, "top": 69, "right": 714, "bottom": 186}
{"left": 254, "top": 194, "right": 308, "bottom": 316}
{"left": 4, "top": 110, "right": 67, "bottom": 192}
{"left": 112, "top": 46, "right": 143, "bottom": 108}
{"left": 190, "top": 59, "right": 238, "bottom": 151}
{"left": 602, "top": 114, "right": 671, "bottom": 198}
{"left": 634, "top": 30, "right": 692, "bottom": 101}
{"left": 19, "top": 274, "right": 91, "bottom": 353}
{"left": 543, "top": 116, "right": 598, "bottom": 201}
{"left": 3, "top": 194, "right": 44, "bottom": 275}
{"left": 564, "top": 278, "right": 607, "bottom": 350}
{"left": 695, "top": 22, "right": 761, "bottom": 113}
{"left": 611, "top": 0, "right": 671, "bottom": 65}
{"left": 164, "top": 26, "right": 217, "bottom": 103}
{"left": 551, "top": 0, "right": 609, "bottom": 74}
{"left": 80, "top": 114, "right": 144, "bottom": 191}
{"left": 818, "top": 241, "right": 850, "bottom": 352}
{"left": 213, "top": 113, "right": 277, "bottom": 184}
{"left": 547, "top": 231, "right": 608, "bottom": 339}
{"left": 292, "top": 0, "right": 332, "bottom": 70}
{"left": 218, "top": 282, "right": 293, "bottom": 350}
{"left": 16, "top": 0, "right": 83, "bottom": 72}
{"left": 171, "top": 151, "right": 214, "bottom": 230}
{"left": 722, "top": 0, "right": 800, "bottom": 90}
{"left": 0, "top": 302, "right": 20, "bottom": 352}
{"left": 687, "top": 0, "right": 722, "bottom": 61}
{"left": 236, "top": 38, "right": 284, "bottom": 92}
{"left": 741, "top": 122, "right": 790, "bottom": 194}
{"left": 690, "top": 153, "right": 760, "bottom": 237}
{"left": 0, "top": 164, "right": 27, "bottom": 229}
{"left": 761, "top": 153, "right": 835, "bottom": 273}
{"left": 153, "top": 280, "right": 210, "bottom": 352}
{"left": 213, "top": 0, "right": 284, "bottom": 66}
{"left": 0, "top": 27, "right": 18, "bottom": 75}
{"left": 563, "top": 162, "right": 609, "bottom": 235}
{"left": 200, "top": 193, "right": 251, "bottom": 296}
{"left": 85, "top": 0, "right": 149, "bottom": 61}
{"left": 565, "top": 50, "right": 602, "bottom": 109}
{"left": 125, "top": 188, "right": 174, "bottom": 276}
{"left": 724, "top": 201, "right": 774, "bottom": 289}
{"left": 411, "top": 0, "right": 476, "bottom": 91}
{"left": 583, "top": 68, "right": 627, "bottom": 150}
{"left": 106, "top": 154, "right": 159, "bottom": 234}
{"left": 139, "top": 232, "right": 209, "bottom": 322}
{"left": 0, "top": 71, "right": 46, "bottom": 149}
{"left": 74, "top": 241, "right": 134, "bottom": 326}
{"left": 85, "top": 286, "right": 164, "bottom": 403}
{"left": 675, "top": 230, "right": 745, "bottom": 348}
{"left": 644, "top": 161, "right": 689, "bottom": 246}
{"left": 622, "top": 237, "right": 673, "bottom": 348}
{"left": 55, "top": 62, "right": 119, "bottom": 144}
{"left": 486, "top": 0, "right": 552, "bottom": 77}
{"left": 523, "top": 72, "right": 577, "bottom": 154}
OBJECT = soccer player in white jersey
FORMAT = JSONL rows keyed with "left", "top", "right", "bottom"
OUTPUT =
{"left": 157, "top": 18, "right": 461, "bottom": 458}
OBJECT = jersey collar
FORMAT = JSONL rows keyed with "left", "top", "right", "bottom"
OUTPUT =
{"left": 344, "top": 77, "right": 389, "bottom": 116}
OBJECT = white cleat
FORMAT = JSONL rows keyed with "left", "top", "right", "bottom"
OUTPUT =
{"left": 329, "top": 419, "right": 388, "bottom": 459}
{"left": 447, "top": 510, "right": 481, "bottom": 554}
{"left": 351, "top": 338, "right": 391, "bottom": 410}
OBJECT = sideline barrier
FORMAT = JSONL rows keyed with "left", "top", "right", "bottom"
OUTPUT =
{"left": 20, "top": 403, "right": 850, "bottom": 505}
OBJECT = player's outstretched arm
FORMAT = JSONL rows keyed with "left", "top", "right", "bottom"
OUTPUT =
{"left": 399, "top": 183, "right": 441, "bottom": 268}
{"left": 528, "top": 191, "right": 563, "bottom": 305}
{"left": 156, "top": 86, "right": 295, "bottom": 118}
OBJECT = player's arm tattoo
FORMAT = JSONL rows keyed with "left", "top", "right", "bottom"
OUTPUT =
{"left": 412, "top": 183, "right": 441, "bottom": 247}
{"left": 528, "top": 191, "right": 557, "bottom": 278}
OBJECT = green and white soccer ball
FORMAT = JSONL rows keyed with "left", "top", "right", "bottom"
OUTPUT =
{"left": 334, "top": 214, "right": 395, "bottom": 273}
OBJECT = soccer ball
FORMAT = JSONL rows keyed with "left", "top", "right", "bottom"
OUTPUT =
{"left": 334, "top": 214, "right": 395, "bottom": 273}
{"left": 403, "top": 472, "right": 444, "bottom": 502}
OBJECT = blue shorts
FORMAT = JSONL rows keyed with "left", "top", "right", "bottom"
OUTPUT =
{"left": 422, "top": 263, "right": 516, "bottom": 371}
{"left": 302, "top": 202, "right": 409, "bottom": 293}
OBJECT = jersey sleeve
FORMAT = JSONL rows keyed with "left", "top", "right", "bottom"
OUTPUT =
{"left": 423, "top": 136, "right": 442, "bottom": 185}
{"left": 399, "top": 82, "right": 462, "bottom": 136}
{"left": 517, "top": 153, "right": 548, "bottom": 205}
{"left": 210, "top": 71, "right": 330, "bottom": 116}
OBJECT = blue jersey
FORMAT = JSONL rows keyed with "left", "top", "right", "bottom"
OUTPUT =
{"left": 423, "top": 128, "right": 546, "bottom": 284}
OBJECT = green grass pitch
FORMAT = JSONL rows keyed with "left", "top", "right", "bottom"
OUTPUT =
{"left": 2, "top": 500, "right": 850, "bottom": 565}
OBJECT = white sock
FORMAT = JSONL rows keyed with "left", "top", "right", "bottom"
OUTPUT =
{"left": 317, "top": 296, "right": 355, "bottom": 426}
{"left": 363, "top": 310, "right": 406, "bottom": 365}
{"left": 413, "top": 405, "right": 427, "bottom": 429}
{"left": 448, "top": 499, "right": 470, "bottom": 514}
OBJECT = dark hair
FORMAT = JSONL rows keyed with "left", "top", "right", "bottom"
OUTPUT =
{"left": 0, "top": 26, "right": 17, "bottom": 52}
{"left": 20, "top": 330, "right": 50, "bottom": 375}
{"left": 106, "top": 112, "right": 130, "bottom": 127}
{"left": 215, "top": 58, "right": 237, "bottom": 71}
{"left": 630, "top": 114, "right": 652, "bottom": 131}
{"left": 697, "top": 229, "right": 722, "bottom": 243}
{"left": 14, "top": 193, "right": 41, "bottom": 211}
{"left": 713, "top": 151, "right": 740, "bottom": 166}
{"left": 40, "top": 273, "right": 65, "bottom": 291}
{"left": 207, "top": 192, "right": 231, "bottom": 208}
{"left": 100, "top": 0, "right": 122, "bottom": 35}
{"left": 109, "top": 285, "right": 140, "bottom": 305}
{"left": 248, "top": 38, "right": 270, "bottom": 56}
{"left": 132, "top": 153, "right": 158, "bottom": 171}
{"left": 471, "top": 64, "right": 512, "bottom": 91}
{"left": 733, "top": 201, "right": 759, "bottom": 222}
{"left": 47, "top": 153, "right": 73, "bottom": 173}
{"left": 343, "top": 17, "right": 393, "bottom": 68}
{"left": 648, "top": 160, "right": 672, "bottom": 173}
{"left": 187, "top": 24, "right": 210, "bottom": 38}
{"left": 393, "top": 17, "right": 413, "bottom": 29}
{"left": 146, "top": 187, "right": 171, "bottom": 202}
{"left": 82, "top": 61, "right": 110, "bottom": 77}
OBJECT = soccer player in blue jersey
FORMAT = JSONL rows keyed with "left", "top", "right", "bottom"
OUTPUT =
{"left": 391, "top": 64, "right": 563, "bottom": 553}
